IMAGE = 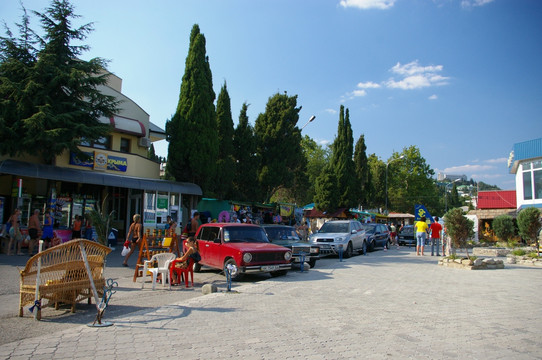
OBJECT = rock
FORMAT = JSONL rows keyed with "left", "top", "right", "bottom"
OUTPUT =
{"left": 202, "top": 283, "right": 218, "bottom": 295}
{"left": 473, "top": 258, "right": 483, "bottom": 266}
{"left": 506, "top": 256, "right": 516, "bottom": 264}
{"left": 483, "top": 258, "right": 496, "bottom": 265}
{"left": 462, "top": 259, "right": 473, "bottom": 265}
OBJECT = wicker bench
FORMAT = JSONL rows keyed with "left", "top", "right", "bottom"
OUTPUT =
{"left": 19, "top": 239, "right": 112, "bottom": 319}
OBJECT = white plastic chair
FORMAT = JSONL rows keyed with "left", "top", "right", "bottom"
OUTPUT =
{"left": 141, "top": 253, "right": 176, "bottom": 290}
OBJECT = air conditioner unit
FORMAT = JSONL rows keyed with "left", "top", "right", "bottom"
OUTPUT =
{"left": 138, "top": 137, "right": 151, "bottom": 148}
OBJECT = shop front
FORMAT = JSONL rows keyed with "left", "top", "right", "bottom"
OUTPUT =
{"left": 0, "top": 159, "right": 202, "bottom": 244}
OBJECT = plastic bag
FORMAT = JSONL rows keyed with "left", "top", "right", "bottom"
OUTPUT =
{"left": 121, "top": 245, "right": 130, "bottom": 256}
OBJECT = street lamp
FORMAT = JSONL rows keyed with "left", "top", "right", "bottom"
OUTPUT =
{"left": 300, "top": 115, "right": 316, "bottom": 130}
{"left": 385, "top": 155, "right": 404, "bottom": 214}
{"left": 444, "top": 178, "right": 461, "bottom": 213}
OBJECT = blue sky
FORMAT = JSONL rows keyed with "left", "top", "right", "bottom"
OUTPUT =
{"left": 2, "top": 0, "right": 541, "bottom": 190}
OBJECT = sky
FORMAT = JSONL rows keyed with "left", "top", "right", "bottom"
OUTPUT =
{"left": 2, "top": 0, "right": 541, "bottom": 190}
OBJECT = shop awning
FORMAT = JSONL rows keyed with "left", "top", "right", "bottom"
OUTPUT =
{"left": 0, "top": 159, "right": 202, "bottom": 195}
{"left": 100, "top": 116, "right": 146, "bottom": 137}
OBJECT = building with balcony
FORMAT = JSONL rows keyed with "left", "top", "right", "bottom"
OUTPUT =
{"left": 508, "top": 137, "right": 542, "bottom": 210}
{"left": 0, "top": 72, "right": 201, "bottom": 242}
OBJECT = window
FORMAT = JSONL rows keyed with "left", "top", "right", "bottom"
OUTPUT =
{"left": 80, "top": 136, "right": 111, "bottom": 150}
{"left": 522, "top": 161, "right": 542, "bottom": 200}
{"left": 120, "top": 138, "right": 130, "bottom": 153}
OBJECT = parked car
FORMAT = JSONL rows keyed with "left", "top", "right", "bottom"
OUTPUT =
{"left": 309, "top": 220, "right": 366, "bottom": 258}
{"left": 397, "top": 225, "right": 415, "bottom": 246}
{"left": 193, "top": 223, "right": 292, "bottom": 280}
{"left": 361, "top": 223, "right": 391, "bottom": 252}
{"left": 262, "top": 224, "right": 320, "bottom": 268}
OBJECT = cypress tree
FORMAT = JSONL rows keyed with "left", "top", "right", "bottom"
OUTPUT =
{"left": 354, "top": 134, "right": 370, "bottom": 206}
{"left": 332, "top": 106, "right": 357, "bottom": 209}
{"left": 214, "top": 82, "right": 235, "bottom": 199}
{"left": 233, "top": 103, "right": 258, "bottom": 201}
{"left": 166, "top": 24, "right": 217, "bottom": 193}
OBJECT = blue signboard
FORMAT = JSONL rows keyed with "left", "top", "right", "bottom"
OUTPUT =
{"left": 70, "top": 152, "right": 127, "bottom": 172}
{"left": 414, "top": 204, "right": 434, "bottom": 223}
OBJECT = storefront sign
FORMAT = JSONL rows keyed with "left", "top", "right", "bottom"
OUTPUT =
{"left": 70, "top": 152, "right": 127, "bottom": 172}
{"left": 94, "top": 151, "right": 108, "bottom": 171}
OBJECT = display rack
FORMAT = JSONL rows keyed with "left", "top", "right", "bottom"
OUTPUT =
{"left": 132, "top": 229, "right": 180, "bottom": 282}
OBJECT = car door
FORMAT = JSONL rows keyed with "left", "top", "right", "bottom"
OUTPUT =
{"left": 196, "top": 225, "right": 221, "bottom": 268}
{"left": 351, "top": 221, "right": 363, "bottom": 249}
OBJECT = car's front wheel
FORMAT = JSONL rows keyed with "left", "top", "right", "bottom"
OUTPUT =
{"left": 224, "top": 258, "right": 242, "bottom": 281}
{"left": 362, "top": 241, "right": 367, "bottom": 255}
{"left": 368, "top": 240, "right": 375, "bottom": 252}
{"left": 343, "top": 242, "right": 353, "bottom": 258}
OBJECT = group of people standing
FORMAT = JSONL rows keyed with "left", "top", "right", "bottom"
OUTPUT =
{"left": 414, "top": 216, "right": 445, "bottom": 256}
{"left": 5, "top": 208, "right": 54, "bottom": 256}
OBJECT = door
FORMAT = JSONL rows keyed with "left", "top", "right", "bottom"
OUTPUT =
{"left": 128, "top": 192, "right": 142, "bottom": 233}
{"left": 196, "top": 225, "right": 221, "bottom": 268}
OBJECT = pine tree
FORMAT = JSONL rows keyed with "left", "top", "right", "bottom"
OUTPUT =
{"left": 332, "top": 106, "right": 357, "bottom": 209}
{"left": 165, "top": 24, "right": 217, "bottom": 193}
{"left": 232, "top": 103, "right": 258, "bottom": 201}
{"left": 0, "top": 0, "right": 117, "bottom": 164}
{"left": 214, "top": 82, "right": 235, "bottom": 199}
{"left": 254, "top": 93, "right": 304, "bottom": 203}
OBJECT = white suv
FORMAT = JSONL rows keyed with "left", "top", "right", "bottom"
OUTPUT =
{"left": 309, "top": 220, "right": 366, "bottom": 258}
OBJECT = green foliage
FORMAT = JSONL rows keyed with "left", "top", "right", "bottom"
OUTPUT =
{"left": 389, "top": 146, "right": 438, "bottom": 214}
{"left": 511, "top": 248, "right": 526, "bottom": 256}
{"left": 165, "top": 24, "right": 217, "bottom": 194}
{"left": 88, "top": 196, "right": 115, "bottom": 246}
{"left": 527, "top": 252, "right": 540, "bottom": 259}
{"left": 354, "top": 134, "right": 370, "bottom": 206}
{"left": 232, "top": 103, "right": 259, "bottom": 202}
{"left": 254, "top": 93, "right": 305, "bottom": 203}
{"left": 516, "top": 207, "right": 541, "bottom": 245}
{"left": 302, "top": 136, "right": 330, "bottom": 206}
{"left": 331, "top": 106, "right": 358, "bottom": 209}
{"left": 447, "top": 253, "right": 460, "bottom": 260}
{"left": 366, "top": 154, "right": 385, "bottom": 209}
{"left": 214, "top": 82, "right": 235, "bottom": 199}
{"left": 314, "top": 164, "right": 339, "bottom": 211}
{"left": 0, "top": 0, "right": 117, "bottom": 164}
{"left": 492, "top": 215, "right": 516, "bottom": 242}
{"left": 444, "top": 207, "right": 475, "bottom": 257}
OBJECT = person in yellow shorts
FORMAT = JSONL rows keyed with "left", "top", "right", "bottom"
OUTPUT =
{"left": 415, "top": 216, "right": 428, "bottom": 256}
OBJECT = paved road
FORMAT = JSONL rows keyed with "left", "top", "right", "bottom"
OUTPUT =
{"left": 1, "top": 246, "right": 541, "bottom": 359}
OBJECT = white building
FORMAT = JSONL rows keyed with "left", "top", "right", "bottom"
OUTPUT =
{"left": 508, "top": 138, "right": 542, "bottom": 210}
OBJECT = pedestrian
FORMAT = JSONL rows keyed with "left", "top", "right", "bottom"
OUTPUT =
{"left": 28, "top": 209, "right": 41, "bottom": 255}
{"left": 390, "top": 222, "right": 399, "bottom": 249}
{"left": 415, "top": 216, "right": 428, "bottom": 256}
{"left": 122, "top": 214, "right": 142, "bottom": 267}
{"left": 84, "top": 214, "right": 93, "bottom": 240}
{"left": 41, "top": 210, "right": 54, "bottom": 250}
{"left": 429, "top": 216, "right": 443, "bottom": 256}
{"left": 7, "top": 209, "right": 22, "bottom": 255}
{"left": 71, "top": 215, "right": 82, "bottom": 239}
{"left": 188, "top": 212, "right": 201, "bottom": 236}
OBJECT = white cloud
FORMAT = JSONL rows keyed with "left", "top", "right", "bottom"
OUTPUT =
{"left": 324, "top": 108, "right": 338, "bottom": 114}
{"left": 428, "top": 94, "right": 438, "bottom": 100}
{"left": 443, "top": 164, "right": 494, "bottom": 173}
{"left": 461, "top": 0, "right": 495, "bottom": 8}
{"left": 357, "top": 81, "right": 381, "bottom": 89}
{"left": 386, "top": 60, "right": 449, "bottom": 90}
{"left": 352, "top": 89, "right": 367, "bottom": 97}
{"left": 485, "top": 157, "right": 508, "bottom": 164}
{"left": 339, "top": 0, "right": 396, "bottom": 10}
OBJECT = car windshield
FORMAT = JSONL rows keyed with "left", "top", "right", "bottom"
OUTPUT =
{"left": 319, "top": 222, "right": 349, "bottom": 233}
{"left": 265, "top": 227, "right": 300, "bottom": 242}
{"left": 362, "top": 225, "right": 376, "bottom": 234}
{"left": 400, "top": 227, "right": 414, "bottom": 235}
{"left": 223, "top": 227, "right": 270, "bottom": 243}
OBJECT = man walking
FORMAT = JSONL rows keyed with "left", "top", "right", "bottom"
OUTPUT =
{"left": 429, "top": 216, "right": 443, "bottom": 256}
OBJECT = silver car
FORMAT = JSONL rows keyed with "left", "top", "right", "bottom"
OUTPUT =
{"left": 309, "top": 220, "right": 366, "bottom": 258}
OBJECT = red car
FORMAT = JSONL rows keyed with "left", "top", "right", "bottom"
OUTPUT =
{"left": 192, "top": 223, "right": 292, "bottom": 280}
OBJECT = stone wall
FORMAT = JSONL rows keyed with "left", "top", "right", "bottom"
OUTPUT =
{"left": 506, "top": 255, "right": 542, "bottom": 267}
{"left": 438, "top": 257, "right": 505, "bottom": 270}
{"left": 472, "top": 247, "right": 510, "bottom": 257}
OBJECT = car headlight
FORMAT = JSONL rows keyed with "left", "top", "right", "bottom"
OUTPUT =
{"left": 243, "top": 253, "right": 253, "bottom": 263}
{"left": 336, "top": 237, "right": 345, "bottom": 242}
{"left": 310, "top": 247, "right": 319, "bottom": 254}
{"left": 284, "top": 251, "right": 292, "bottom": 261}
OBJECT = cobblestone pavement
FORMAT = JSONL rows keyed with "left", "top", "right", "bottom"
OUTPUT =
{"left": 1, "top": 247, "right": 541, "bottom": 359}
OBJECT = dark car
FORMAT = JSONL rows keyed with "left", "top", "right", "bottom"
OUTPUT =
{"left": 262, "top": 225, "right": 320, "bottom": 268}
{"left": 397, "top": 225, "right": 415, "bottom": 246}
{"left": 361, "top": 223, "right": 390, "bottom": 252}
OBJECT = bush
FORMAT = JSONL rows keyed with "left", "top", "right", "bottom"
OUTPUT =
{"left": 517, "top": 207, "right": 541, "bottom": 246}
{"left": 527, "top": 252, "right": 540, "bottom": 259}
{"left": 492, "top": 215, "right": 515, "bottom": 242}
{"left": 511, "top": 249, "right": 526, "bottom": 256}
{"left": 444, "top": 208, "right": 475, "bottom": 258}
